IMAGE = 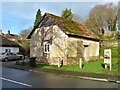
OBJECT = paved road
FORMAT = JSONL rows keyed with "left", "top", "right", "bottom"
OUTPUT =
{"left": 1, "top": 65, "right": 119, "bottom": 88}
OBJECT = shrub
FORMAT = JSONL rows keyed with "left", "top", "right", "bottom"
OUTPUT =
{"left": 17, "top": 40, "right": 30, "bottom": 56}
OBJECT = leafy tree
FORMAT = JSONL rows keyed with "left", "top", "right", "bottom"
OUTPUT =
{"left": 17, "top": 28, "right": 32, "bottom": 56}
{"left": 113, "top": 15, "right": 117, "bottom": 31}
{"left": 34, "top": 9, "right": 42, "bottom": 27}
{"left": 17, "top": 40, "right": 30, "bottom": 56}
{"left": 61, "top": 8, "right": 74, "bottom": 20}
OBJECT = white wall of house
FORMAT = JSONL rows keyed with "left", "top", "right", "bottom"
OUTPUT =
{"left": 0, "top": 46, "right": 19, "bottom": 54}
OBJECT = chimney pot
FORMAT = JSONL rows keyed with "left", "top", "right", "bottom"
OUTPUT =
{"left": 8, "top": 30, "right": 10, "bottom": 34}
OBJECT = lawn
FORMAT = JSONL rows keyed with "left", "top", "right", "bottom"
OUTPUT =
{"left": 37, "top": 58, "right": 119, "bottom": 75}
{"left": 36, "top": 46, "right": 119, "bottom": 75}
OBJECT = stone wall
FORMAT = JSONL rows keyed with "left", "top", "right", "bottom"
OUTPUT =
{"left": 66, "top": 37, "right": 100, "bottom": 63}
{"left": 67, "top": 37, "right": 83, "bottom": 65}
{"left": 50, "top": 25, "right": 68, "bottom": 65}
{"left": 30, "top": 16, "right": 54, "bottom": 64}
{"left": 81, "top": 39, "right": 100, "bottom": 61}
{"left": 30, "top": 28, "right": 42, "bottom": 57}
{"left": 30, "top": 15, "right": 100, "bottom": 65}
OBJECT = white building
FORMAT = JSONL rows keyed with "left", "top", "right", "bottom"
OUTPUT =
{"left": 0, "top": 33, "right": 20, "bottom": 54}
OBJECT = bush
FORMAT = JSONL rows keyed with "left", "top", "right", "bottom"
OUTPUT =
{"left": 17, "top": 40, "right": 30, "bottom": 56}
{"left": 100, "top": 46, "right": 118, "bottom": 58}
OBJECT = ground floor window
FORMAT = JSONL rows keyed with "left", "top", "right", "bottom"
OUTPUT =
{"left": 5, "top": 49, "right": 11, "bottom": 52}
{"left": 44, "top": 42, "right": 50, "bottom": 53}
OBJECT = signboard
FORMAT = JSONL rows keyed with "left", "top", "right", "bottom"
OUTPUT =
{"left": 104, "top": 49, "right": 111, "bottom": 71}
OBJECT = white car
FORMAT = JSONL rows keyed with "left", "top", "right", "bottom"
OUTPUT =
{"left": 0, "top": 52, "right": 24, "bottom": 61}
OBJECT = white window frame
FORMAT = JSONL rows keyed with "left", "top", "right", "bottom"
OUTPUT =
{"left": 44, "top": 42, "right": 50, "bottom": 53}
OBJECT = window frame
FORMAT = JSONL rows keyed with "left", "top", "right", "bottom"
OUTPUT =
{"left": 5, "top": 49, "right": 11, "bottom": 53}
{"left": 44, "top": 42, "right": 50, "bottom": 53}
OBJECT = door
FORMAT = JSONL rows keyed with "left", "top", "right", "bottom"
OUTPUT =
{"left": 83, "top": 45, "right": 88, "bottom": 61}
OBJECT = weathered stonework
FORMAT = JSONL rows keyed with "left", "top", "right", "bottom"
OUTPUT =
{"left": 30, "top": 28, "right": 42, "bottom": 57}
{"left": 50, "top": 25, "right": 68, "bottom": 65}
{"left": 82, "top": 39, "right": 99, "bottom": 61}
{"left": 30, "top": 15, "right": 100, "bottom": 65}
{"left": 66, "top": 37, "right": 84, "bottom": 65}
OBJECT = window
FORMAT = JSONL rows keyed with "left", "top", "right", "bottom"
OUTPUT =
{"left": 5, "top": 49, "right": 11, "bottom": 52}
{"left": 44, "top": 42, "right": 50, "bottom": 53}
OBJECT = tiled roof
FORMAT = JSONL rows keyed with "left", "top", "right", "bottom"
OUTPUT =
{"left": 28, "top": 13, "right": 100, "bottom": 41}
{"left": 0, "top": 35, "right": 20, "bottom": 47}
{"left": 3, "top": 34, "right": 18, "bottom": 39}
{"left": 46, "top": 13, "right": 100, "bottom": 40}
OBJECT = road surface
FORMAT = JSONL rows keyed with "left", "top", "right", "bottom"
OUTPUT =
{"left": 1, "top": 61, "right": 119, "bottom": 88}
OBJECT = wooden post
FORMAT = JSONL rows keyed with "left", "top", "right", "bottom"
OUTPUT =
{"left": 79, "top": 58, "right": 82, "bottom": 69}
{"left": 104, "top": 49, "right": 112, "bottom": 71}
{"left": 109, "top": 49, "right": 112, "bottom": 71}
{"left": 110, "top": 63, "right": 112, "bottom": 71}
{"left": 105, "top": 64, "right": 107, "bottom": 69}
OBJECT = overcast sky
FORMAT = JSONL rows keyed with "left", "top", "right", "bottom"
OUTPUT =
{"left": 1, "top": 0, "right": 119, "bottom": 34}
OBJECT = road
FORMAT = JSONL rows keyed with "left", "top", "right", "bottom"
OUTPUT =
{"left": 1, "top": 62, "right": 119, "bottom": 88}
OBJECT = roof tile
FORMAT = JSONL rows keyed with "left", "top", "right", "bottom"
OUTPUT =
{"left": 46, "top": 13, "right": 100, "bottom": 40}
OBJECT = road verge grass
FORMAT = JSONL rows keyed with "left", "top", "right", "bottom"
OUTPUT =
{"left": 36, "top": 57, "right": 119, "bottom": 75}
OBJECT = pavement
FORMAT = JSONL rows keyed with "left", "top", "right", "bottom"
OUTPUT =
{"left": 2, "top": 59, "right": 120, "bottom": 84}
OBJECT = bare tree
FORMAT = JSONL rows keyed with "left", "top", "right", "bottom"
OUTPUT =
{"left": 18, "top": 27, "right": 32, "bottom": 40}
{"left": 72, "top": 14, "right": 84, "bottom": 23}
{"left": 85, "top": 3, "right": 118, "bottom": 36}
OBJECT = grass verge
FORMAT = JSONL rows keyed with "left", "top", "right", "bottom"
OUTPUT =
{"left": 36, "top": 58, "right": 119, "bottom": 75}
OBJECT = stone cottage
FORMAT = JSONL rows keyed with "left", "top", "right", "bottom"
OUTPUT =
{"left": 27, "top": 13, "right": 100, "bottom": 65}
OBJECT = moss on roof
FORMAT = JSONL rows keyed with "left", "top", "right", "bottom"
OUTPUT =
{"left": 0, "top": 35, "right": 20, "bottom": 47}
{"left": 28, "top": 13, "right": 100, "bottom": 40}
{"left": 46, "top": 13, "right": 100, "bottom": 40}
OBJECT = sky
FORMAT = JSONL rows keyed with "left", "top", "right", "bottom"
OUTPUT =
{"left": 1, "top": 0, "right": 119, "bottom": 34}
